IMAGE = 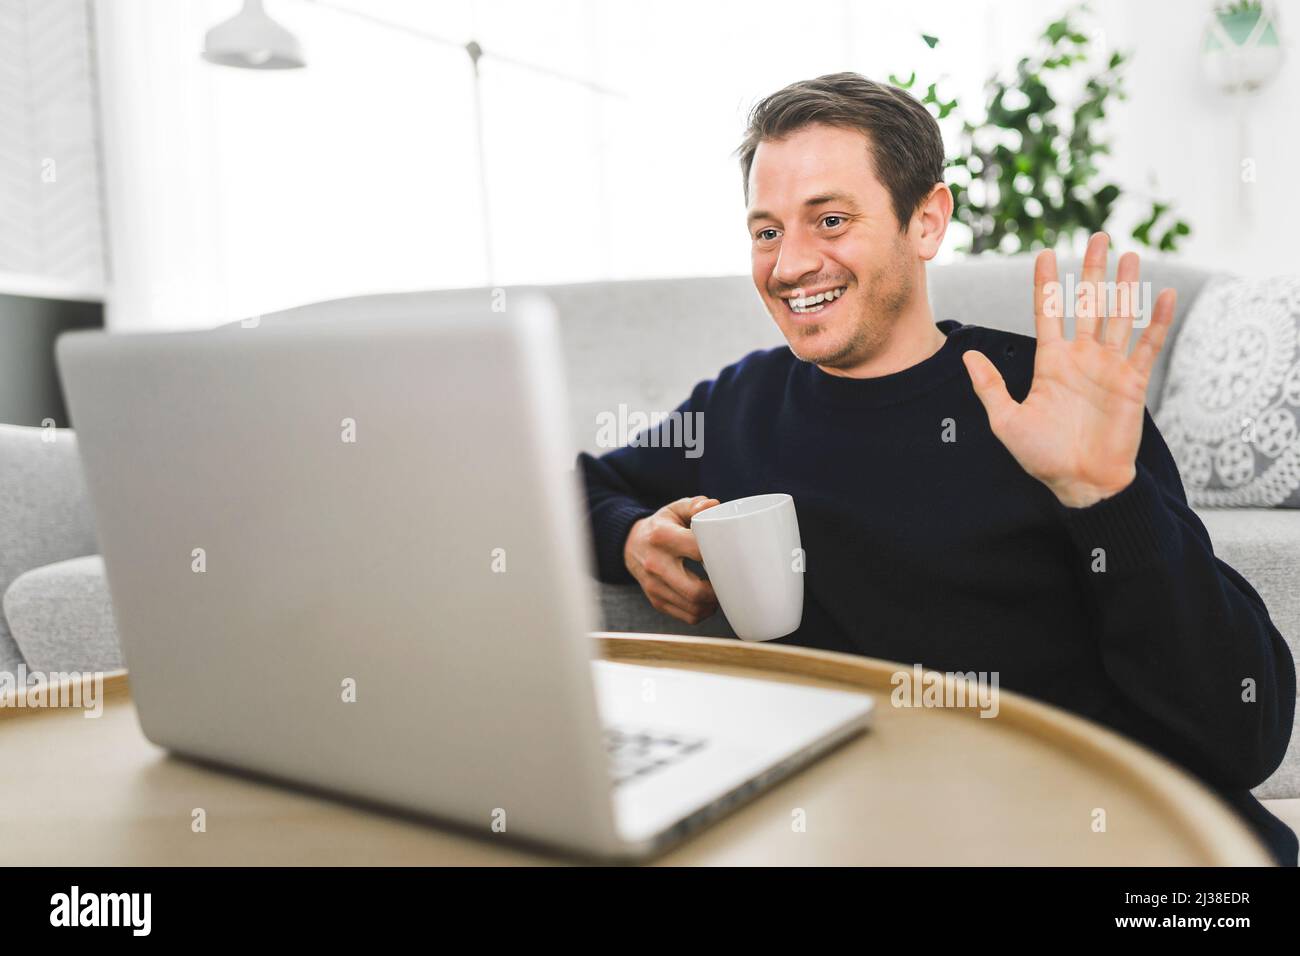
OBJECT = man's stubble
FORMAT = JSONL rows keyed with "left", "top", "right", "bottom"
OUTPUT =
{"left": 791, "top": 240, "right": 914, "bottom": 371}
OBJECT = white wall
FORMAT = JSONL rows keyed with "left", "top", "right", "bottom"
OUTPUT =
{"left": 95, "top": 0, "right": 485, "bottom": 329}
{"left": 93, "top": 0, "right": 1300, "bottom": 332}
{"left": 1097, "top": 0, "right": 1300, "bottom": 279}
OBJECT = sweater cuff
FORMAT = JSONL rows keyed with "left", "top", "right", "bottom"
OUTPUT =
{"left": 591, "top": 499, "right": 655, "bottom": 584}
{"left": 1056, "top": 464, "right": 1178, "bottom": 575}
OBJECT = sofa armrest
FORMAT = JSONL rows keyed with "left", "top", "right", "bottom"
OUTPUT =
{"left": 595, "top": 581, "right": 736, "bottom": 639}
{"left": 0, "top": 425, "right": 98, "bottom": 669}
{"left": 3, "top": 556, "right": 121, "bottom": 673}
{"left": 0, "top": 425, "right": 97, "bottom": 577}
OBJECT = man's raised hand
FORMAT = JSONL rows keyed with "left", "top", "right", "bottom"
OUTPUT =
{"left": 961, "top": 232, "right": 1177, "bottom": 508}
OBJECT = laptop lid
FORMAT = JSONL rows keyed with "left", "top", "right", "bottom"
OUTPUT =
{"left": 57, "top": 293, "right": 624, "bottom": 854}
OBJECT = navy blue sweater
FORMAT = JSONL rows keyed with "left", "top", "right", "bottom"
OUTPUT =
{"left": 578, "top": 320, "right": 1297, "bottom": 865}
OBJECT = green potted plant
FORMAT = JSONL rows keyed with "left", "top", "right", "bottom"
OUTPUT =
{"left": 893, "top": 5, "right": 1191, "bottom": 255}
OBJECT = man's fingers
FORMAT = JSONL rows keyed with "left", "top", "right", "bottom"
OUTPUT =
{"left": 665, "top": 496, "right": 719, "bottom": 524}
{"left": 647, "top": 519, "right": 704, "bottom": 562}
{"left": 647, "top": 581, "right": 716, "bottom": 625}
{"left": 634, "top": 496, "right": 721, "bottom": 622}
{"left": 661, "top": 558, "right": 717, "bottom": 607}
{"left": 1130, "top": 288, "right": 1176, "bottom": 378}
{"left": 962, "top": 349, "right": 1017, "bottom": 434}
{"left": 640, "top": 545, "right": 716, "bottom": 604}
{"left": 648, "top": 592, "right": 705, "bottom": 625}
{"left": 690, "top": 496, "right": 720, "bottom": 515}
{"left": 1102, "top": 250, "right": 1140, "bottom": 352}
{"left": 1075, "top": 232, "right": 1109, "bottom": 342}
{"left": 1033, "top": 249, "right": 1063, "bottom": 344}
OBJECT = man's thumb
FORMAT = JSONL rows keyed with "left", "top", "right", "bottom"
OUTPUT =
{"left": 962, "top": 350, "right": 1016, "bottom": 430}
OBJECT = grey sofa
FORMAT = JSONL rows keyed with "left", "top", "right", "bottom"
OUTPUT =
{"left": 2, "top": 254, "right": 1298, "bottom": 835}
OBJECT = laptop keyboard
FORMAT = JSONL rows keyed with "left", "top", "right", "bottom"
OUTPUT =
{"left": 603, "top": 726, "right": 708, "bottom": 787}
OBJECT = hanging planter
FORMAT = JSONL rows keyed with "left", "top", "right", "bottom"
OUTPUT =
{"left": 1201, "top": 0, "right": 1285, "bottom": 94}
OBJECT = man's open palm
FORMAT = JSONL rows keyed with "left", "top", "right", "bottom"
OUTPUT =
{"left": 961, "top": 232, "right": 1177, "bottom": 508}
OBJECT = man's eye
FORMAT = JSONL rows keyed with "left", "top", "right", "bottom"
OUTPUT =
{"left": 822, "top": 215, "right": 844, "bottom": 229}
{"left": 756, "top": 228, "right": 779, "bottom": 242}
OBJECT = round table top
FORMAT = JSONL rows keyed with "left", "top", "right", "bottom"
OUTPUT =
{"left": 0, "top": 632, "right": 1273, "bottom": 865}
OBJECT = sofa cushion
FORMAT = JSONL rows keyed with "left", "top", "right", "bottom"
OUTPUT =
{"left": 3, "top": 556, "right": 122, "bottom": 674}
{"left": 0, "top": 424, "right": 99, "bottom": 670}
{"left": 1156, "top": 275, "right": 1300, "bottom": 507}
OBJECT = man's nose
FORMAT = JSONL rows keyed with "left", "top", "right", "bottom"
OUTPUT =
{"left": 771, "top": 231, "right": 822, "bottom": 289}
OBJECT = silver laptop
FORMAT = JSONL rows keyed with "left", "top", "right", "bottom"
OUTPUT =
{"left": 56, "top": 291, "right": 873, "bottom": 861}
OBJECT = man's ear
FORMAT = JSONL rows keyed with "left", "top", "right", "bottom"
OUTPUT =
{"left": 914, "top": 182, "right": 953, "bottom": 261}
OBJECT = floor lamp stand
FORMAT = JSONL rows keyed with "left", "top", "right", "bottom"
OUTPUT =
{"left": 466, "top": 40, "right": 494, "bottom": 286}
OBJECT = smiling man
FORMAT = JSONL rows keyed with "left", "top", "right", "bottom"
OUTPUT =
{"left": 576, "top": 72, "right": 1296, "bottom": 865}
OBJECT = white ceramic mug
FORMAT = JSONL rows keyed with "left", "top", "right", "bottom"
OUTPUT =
{"left": 690, "top": 493, "right": 803, "bottom": 642}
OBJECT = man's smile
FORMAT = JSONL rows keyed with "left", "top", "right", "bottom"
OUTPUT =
{"left": 781, "top": 284, "right": 848, "bottom": 318}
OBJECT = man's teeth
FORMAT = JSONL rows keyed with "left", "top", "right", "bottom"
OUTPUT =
{"left": 788, "top": 287, "right": 847, "bottom": 313}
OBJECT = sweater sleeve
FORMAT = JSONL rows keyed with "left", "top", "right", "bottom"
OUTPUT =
{"left": 575, "top": 379, "right": 713, "bottom": 584}
{"left": 1056, "top": 410, "right": 1297, "bottom": 789}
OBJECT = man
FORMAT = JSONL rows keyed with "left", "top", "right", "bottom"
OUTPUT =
{"left": 576, "top": 73, "right": 1296, "bottom": 865}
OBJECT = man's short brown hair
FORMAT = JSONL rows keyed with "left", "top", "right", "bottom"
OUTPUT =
{"left": 736, "top": 72, "right": 946, "bottom": 232}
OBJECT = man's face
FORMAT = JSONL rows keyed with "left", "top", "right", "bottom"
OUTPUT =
{"left": 746, "top": 124, "right": 917, "bottom": 370}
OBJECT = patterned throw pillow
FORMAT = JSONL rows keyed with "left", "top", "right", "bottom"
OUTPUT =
{"left": 1155, "top": 275, "right": 1300, "bottom": 507}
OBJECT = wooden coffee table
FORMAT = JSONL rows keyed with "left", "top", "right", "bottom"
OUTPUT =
{"left": 0, "top": 632, "right": 1273, "bottom": 865}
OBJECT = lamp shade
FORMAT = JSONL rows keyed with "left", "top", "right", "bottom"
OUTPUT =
{"left": 202, "top": 0, "right": 305, "bottom": 70}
